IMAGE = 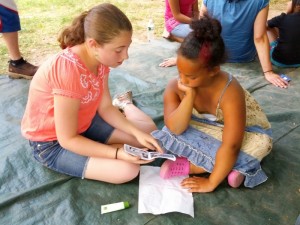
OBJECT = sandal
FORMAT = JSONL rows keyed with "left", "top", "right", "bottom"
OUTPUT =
{"left": 160, "top": 157, "right": 189, "bottom": 179}
{"left": 162, "top": 28, "right": 184, "bottom": 43}
{"left": 227, "top": 170, "right": 245, "bottom": 188}
{"left": 112, "top": 90, "right": 133, "bottom": 111}
{"left": 162, "top": 28, "right": 171, "bottom": 39}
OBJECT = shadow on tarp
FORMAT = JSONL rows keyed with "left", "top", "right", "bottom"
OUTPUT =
{"left": 0, "top": 38, "right": 299, "bottom": 225}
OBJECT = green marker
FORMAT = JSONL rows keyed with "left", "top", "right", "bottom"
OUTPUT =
{"left": 101, "top": 201, "right": 130, "bottom": 214}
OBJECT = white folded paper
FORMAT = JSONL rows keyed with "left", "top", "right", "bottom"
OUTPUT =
{"left": 138, "top": 166, "right": 194, "bottom": 217}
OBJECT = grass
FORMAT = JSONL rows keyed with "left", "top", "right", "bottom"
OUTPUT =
{"left": 0, "top": 0, "right": 288, "bottom": 74}
{"left": 0, "top": 0, "right": 165, "bottom": 73}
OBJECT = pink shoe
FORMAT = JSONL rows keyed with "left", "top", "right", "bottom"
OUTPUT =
{"left": 160, "top": 157, "right": 189, "bottom": 179}
{"left": 228, "top": 170, "right": 245, "bottom": 188}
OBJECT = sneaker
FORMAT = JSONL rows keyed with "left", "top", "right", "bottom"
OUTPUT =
{"left": 160, "top": 157, "right": 190, "bottom": 179}
{"left": 227, "top": 170, "right": 245, "bottom": 188}
{"left": 112, "top": 90, "right": 133, "bottom": 111}
{"left": 8, "top": 57, "right": 38, "bottom": 80}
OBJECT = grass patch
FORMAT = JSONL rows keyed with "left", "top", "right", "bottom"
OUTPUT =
{"left": 0, "top": 0, "right": 165, "bottom": 73}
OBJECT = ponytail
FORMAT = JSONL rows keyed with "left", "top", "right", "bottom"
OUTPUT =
{"left": 57, "top": 3, "right": 132, "bottom": 49}
{"left": 57, "top": 11, "right": 88, "bottom": 49}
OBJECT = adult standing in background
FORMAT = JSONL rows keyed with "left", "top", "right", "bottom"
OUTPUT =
{"left": 0, "top": 0, "right": 38, "bottom": 79}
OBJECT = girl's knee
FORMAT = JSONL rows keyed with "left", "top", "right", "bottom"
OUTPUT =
{"left": 148, "top": 122, "right": 158, "bottom": 132}
{"left": 84, "top": 158, "right": 140, "bottom": 184}
{"left": 113, "top": 163, "right": 140, "bottom": 184}
{"left": 139, "top": 119, "right": 158, "bottom": 134}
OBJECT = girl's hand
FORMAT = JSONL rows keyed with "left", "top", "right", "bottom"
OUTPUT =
{"left": 130, "top": 128, "right": 164, "bottom": 155}
{"left": 264, "top": 71, "right": 289, "bottom": 88}
{"left": 117, "top": 147, "right": 154, "bottom": 164}
{"left": 181, "top": 176, "right": 217, "bottom": 193}
{"left": 177, "top": 78, "right": 196, "bottom": 97}
{"left": 159, "top": 57, "right": 177, "bottom": 67}
{"left": 134, "top": 130, "right": 164, "bottom": 153}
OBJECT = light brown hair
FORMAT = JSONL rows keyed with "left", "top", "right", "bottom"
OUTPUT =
{"left": 58, "top": 3, "right": 132, "bottom": 49}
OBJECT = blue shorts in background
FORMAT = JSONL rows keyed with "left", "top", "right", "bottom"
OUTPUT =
{"left": 0, "top": 5, "right": 21, "bottom": 32}
{"left": 270, "top": 41, "right": 300, "bottom": 68}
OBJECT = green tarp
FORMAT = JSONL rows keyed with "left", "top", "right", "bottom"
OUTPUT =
{"left": 0, "top": 39, "right": 299, "bottom": 225}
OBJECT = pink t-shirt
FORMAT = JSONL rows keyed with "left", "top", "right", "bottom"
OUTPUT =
{"left": 21, "top": 48, "right": 110, "bottom": 141}
{"left": 165, "top": 0, "right": 196, "bottom": 32}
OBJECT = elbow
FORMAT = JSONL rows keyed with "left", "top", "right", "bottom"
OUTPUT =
{"left": 173, "top": 14, "right": 189, "bottom": 24}
{"left": 172, "top": 129, "right": 184, "bottom": 136}
{"left": 57, "top": 138, "right": 68, "bottom": 149}
{"left": 230, "top": 143, "right": 242, "bottom": 157}
{"left": 173, "top": 15, "right": 180, "bottom": 21}
{"left": 254, "top": 35, "right": 264, "bottom": 44}
{"left": 165, "top": 123, "right": 186, "bottom": 135}
{"left": 254, "top": 32, "right": 267, "bottom": 45}
{"left": 57, "top": 135, "right": 71, "bottom": 150}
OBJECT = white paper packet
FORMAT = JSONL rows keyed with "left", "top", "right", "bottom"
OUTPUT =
{"left": 138, "top": 166, "right": 194, "bottom": 217}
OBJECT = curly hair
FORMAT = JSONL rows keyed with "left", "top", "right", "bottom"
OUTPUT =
{"left": 178, "top": 15, "right": 227, "bottom": 69}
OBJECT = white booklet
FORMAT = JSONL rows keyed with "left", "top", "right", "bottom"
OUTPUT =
{"left": 124, "top": 144, "right": 176, "bottom": 161}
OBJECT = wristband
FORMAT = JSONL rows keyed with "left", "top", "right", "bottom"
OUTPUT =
{"left": 263, "top": 70, "right": 273, "bottom": 74}
{"left": 115, "top": 148, "right": 120, "bottom": 159}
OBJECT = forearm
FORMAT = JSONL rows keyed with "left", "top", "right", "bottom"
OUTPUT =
{"left": 174, "top": 14, "right": 193, "bottom": 24}
{"left": 165, "top": 94, "right": 194, "bottom": 134}
{"left": 286, "top": 1, "right": 292, "bottom": 14}
{"left": 60, "top": 134, "right": 118, "bottom": 158}
{"left": 192, "top": 1, "right": 199, "bottom": 19}
{"left": 209, "top": 146, "right": 239, "bottom": 188}
{"left": 254, "top": 27, "right": 287, "bottom": 87}
{"left": 101, "top": 105, "right": 141, "bottom": 137}
{"left": 193, "top": 10, "right": 200, "bottom": 19}
{"left": 199, "top": 2, "right": 207, "bottom": 17}
{"left": 254, "top": 33, "right": 273, "bottom": 73}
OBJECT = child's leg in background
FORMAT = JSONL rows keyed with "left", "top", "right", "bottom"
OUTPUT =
{"left": 170, "top": 23, "right": 192, "bottom": 39}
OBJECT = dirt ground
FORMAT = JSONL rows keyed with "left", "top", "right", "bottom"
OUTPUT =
{"left": 268, "top": 2, "right": 287, "bottom": 19}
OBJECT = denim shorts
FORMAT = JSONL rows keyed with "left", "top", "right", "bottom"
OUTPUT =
{"left": 0, "top": 5, "right": 21, "bottom": 33}
{"left": 29, "top": 113, "right": 114, "bottom": 178}
{"left": 270, "top": 41, "right": 300, "bottom": 68}
{"left": 171, "top": 23, "right": 192, "bottom": 38}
